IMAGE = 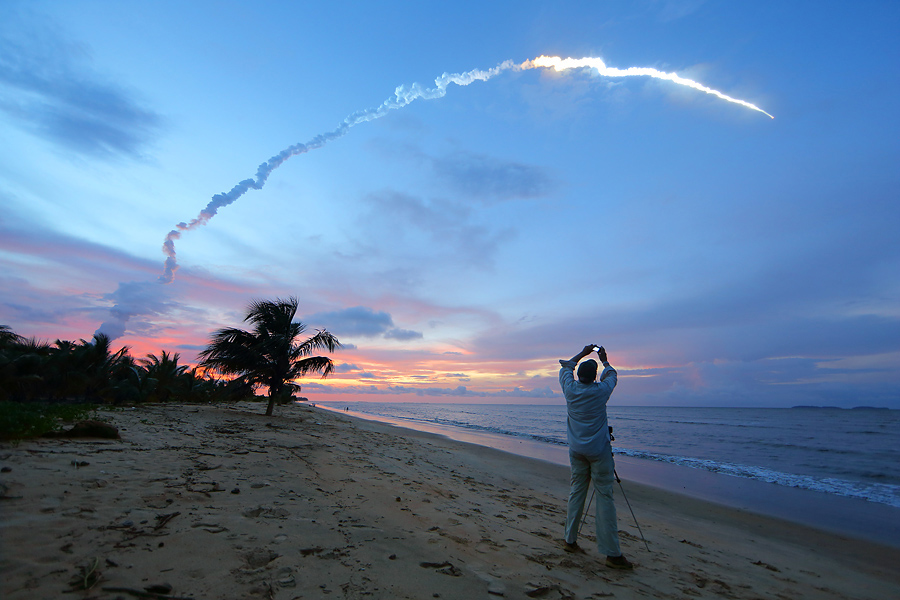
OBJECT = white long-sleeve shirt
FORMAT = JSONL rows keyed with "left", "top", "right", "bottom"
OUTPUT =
{"left": 558, "top": 359, "right": 618, "bottom": 457}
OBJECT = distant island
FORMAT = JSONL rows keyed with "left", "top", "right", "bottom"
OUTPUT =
{"left": 791, "top": 405, "right": 892, "bottom": 410}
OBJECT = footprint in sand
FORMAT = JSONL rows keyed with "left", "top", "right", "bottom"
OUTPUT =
{"left": 242, "top": 548, "right": 279, "bottom": 568}
{"left": 420, "top": 561, "right": 463, "bottom": 577}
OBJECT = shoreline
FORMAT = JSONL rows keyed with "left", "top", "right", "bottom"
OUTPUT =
{"left": 2, "top": 401, "right": 898, "bottom": 600}
{"left": 319, "top": 404, "right": 900, "bottom": 548}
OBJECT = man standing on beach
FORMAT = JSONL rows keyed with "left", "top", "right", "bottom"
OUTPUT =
{"left": 559, "top": 344, "right": 633, "bottom": 570}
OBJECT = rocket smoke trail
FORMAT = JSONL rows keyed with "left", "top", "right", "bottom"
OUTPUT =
{"left": 159, "top": 61, "right": 515, "bottom": 283}
{"left": 158, "top": 54, "right": 772, "bottom": 284}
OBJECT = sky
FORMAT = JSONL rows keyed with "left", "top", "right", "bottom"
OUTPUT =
{"left": 1, "top": 1, "right": 898, "bottom": 407}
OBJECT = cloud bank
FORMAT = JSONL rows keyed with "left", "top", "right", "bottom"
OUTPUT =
{"left": 304, "top": 381, "right": 559, "bottom": 399}
{"left": 307, "top": 306, "right": 423, "bottom": 341}
{"left": 0, "top": 17, "right": 161, "bottom": 159}
{"left": 431, "top": 150, "right": 555, "bottom": 203}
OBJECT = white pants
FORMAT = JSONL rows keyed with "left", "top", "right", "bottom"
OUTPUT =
{"left": 564, "top": 449, "right": 622, "bottom": 557}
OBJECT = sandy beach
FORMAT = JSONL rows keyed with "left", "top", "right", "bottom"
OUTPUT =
{"left": 1, "top": 402, "right": 898, "bottom": 600}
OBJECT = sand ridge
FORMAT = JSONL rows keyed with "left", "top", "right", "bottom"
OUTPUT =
{"left": 1, "top": 402, "right": 897, "bottom": 599}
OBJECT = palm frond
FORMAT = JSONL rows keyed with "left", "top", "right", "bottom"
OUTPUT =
{"left": 244, "top": 297, "right": 299, "bottom": 332}
{"left": 294, "top": 329, "right": 341, "bottom": 357}
{"left": 289, "top": 356, "right": 335, "bottom": 379}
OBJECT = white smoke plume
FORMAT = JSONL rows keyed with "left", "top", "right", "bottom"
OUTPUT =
{"left": 158, "top": 61, "right": 515, "bottom": 283}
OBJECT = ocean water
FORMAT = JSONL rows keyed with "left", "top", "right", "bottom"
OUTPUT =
{"left": 318, "top": 402, "right": 900, "bottom": 510}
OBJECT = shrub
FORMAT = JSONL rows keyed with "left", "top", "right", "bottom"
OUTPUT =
{"left": 0, "top": 402, "right": 97, "bottom": 441}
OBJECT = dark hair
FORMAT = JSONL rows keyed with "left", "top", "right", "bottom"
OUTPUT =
{"left": 577, "top": 359, "right": 598, "bottom": 383}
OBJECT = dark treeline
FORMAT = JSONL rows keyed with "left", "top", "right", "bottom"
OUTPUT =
{"left": 1, "top": 297, "right": 340, "bottom": 417}
{"left": 0, "top": 324, "right": 249, "bottom": 405}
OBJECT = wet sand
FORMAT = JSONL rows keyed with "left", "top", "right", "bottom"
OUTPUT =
{"left": 1, "top": 401, "right": 898, "bottom": 599}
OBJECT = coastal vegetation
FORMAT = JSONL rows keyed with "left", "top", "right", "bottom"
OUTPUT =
{"left": 0, "top": 326, "right": 233, "bottom": 407}
{"left": 0, "top": 298, "right": 340, "bottom": 436}
{"left": 0, "top": 401, "right": 97, "bottom": 441}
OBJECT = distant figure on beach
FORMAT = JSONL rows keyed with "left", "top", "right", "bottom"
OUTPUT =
{"left": 559, "top": 344, "right": 633, "bottom": 570}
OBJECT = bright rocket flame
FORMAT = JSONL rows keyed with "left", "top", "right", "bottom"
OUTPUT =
{"left": 157, "top": 54, "right": 772, "bottom": 283}
{"left": 522, "top": 55, "right": 774, "bottom": 119}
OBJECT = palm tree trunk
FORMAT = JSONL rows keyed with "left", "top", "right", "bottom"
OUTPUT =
{"left": 266, "top": 378, "right": 283, "bottom": 416}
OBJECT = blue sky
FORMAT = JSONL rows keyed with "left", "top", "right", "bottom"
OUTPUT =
{"left": 1, "top": 1, "right": 898, "bottom": 407}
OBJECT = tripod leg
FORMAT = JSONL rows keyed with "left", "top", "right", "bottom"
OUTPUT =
{"left": 578, "top": 488, "right": 595, "bottom": 536}
{"left": 614, "top": 469, "right": 650, "bottom": 552}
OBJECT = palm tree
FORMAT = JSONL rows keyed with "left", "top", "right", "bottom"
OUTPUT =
{"left": 139, "top": 351, "right": 188, "bottom": 402}
{"left": 0, "top": 325, "right": 23, "bottom": 348}
{"left": 0, "top": 328, "right": 47, "bottom": 402}
{"left": 72, "top": 333, "right": 131, "bottom": 402}
{"left": 198, "top": 297, "right": 340, "bottom": 416}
